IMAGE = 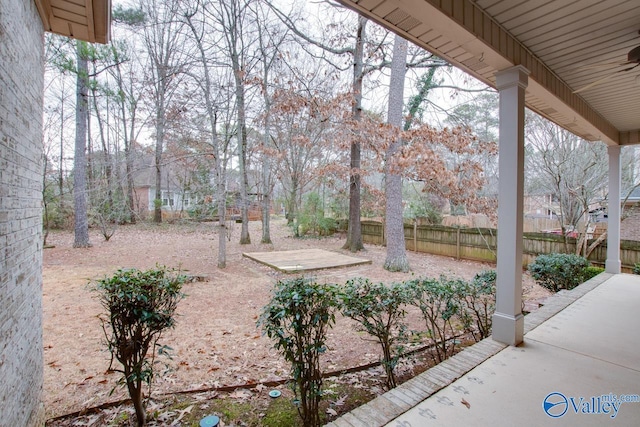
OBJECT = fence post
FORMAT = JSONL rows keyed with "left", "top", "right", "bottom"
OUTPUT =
{"left": 382, "top": 219, "right": 386, "bottom": 246}
{"left": 414, "top": 221, "right": 417, "bottom": 252}
{"left": 456, "top": 227, "right": 461, "bottom": 260}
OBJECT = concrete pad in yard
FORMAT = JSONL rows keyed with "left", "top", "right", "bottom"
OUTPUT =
{"left": 242, "top": 248, "right": 371, "bottom": 273}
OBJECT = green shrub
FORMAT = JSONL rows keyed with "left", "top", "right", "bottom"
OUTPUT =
{"left": 93, "top": 266, "right": 186, "bottom": 427}
{"left": 404, "top": 198, "right": 443, "bottom": 225}
{"left": 339, "top": 278, "right": 410, "bottom": 389}
{"left": 187, "top": 201, "right": 216, "bottom": 221}
{"left": 528, "top": 253, "right": 589, "bottom": 292}
{"left": 407, "top": 277, "right": 460, "bottom": 363}
{"left": 633, "top": 263, "right": 640, "bottom": 275}
{"left": 457, "top": 270, "right": 496, "bottom": 342}
{"left": 296, "top": 193, "right": 337, "bottom": 237}
{"left": 259, "top": 277, "right": 338, "bottom": 427}
{"left": 583, "top": 266, "right": 604, "bottom": 281}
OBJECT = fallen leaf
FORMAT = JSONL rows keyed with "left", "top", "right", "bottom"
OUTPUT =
{"left": 229, "top": 389, "right": 252, "bottom": 400}
{"left": 333, "top": 395, "right": 348, "bottom": 407}
{"left": 326, "top": 408, "right": 338, "bottom": 416}
{"left": 461, "top": 398, "right": 471, "bottom": 409}
{"left": 171, "top": 405, "right": 193, "bottom": 425}
{"left": 157, "top": 411, "right": 174, "bottom": 422}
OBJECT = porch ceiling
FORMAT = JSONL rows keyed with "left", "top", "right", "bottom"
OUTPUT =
{"left": 35, "top": 0, "right": 111, "bottom": 44}
{"left": 336, "top": 0, "right": 640, "bottom": 146}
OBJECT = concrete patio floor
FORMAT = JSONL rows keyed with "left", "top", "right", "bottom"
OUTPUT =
{"left": 327, "top": 273, "right": 640, "bottom": 426}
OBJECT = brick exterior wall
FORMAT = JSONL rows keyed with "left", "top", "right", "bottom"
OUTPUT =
{"left": 0, "top": 0, "right": 46, "bottom": 425}
{"left": 621, "top": 207, "right": 640, "bottom": 242}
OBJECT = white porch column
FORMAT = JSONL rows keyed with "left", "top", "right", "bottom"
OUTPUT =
{"left": 493, "top": 65, "right": 529, "bottom": 346}
{"left": 606, "top": 145, "right": 622, "bottom": 273}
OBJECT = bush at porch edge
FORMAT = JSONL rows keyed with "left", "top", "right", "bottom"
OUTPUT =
{"left": 528, "top": 253, "right": 590, "bottom": 292}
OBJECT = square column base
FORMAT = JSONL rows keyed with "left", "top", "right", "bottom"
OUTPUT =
{"left": 605, "top": 259, "right": 621, "bottom": 274}
{"left": 492, "top": 312, "right": 524, "bottom": 346}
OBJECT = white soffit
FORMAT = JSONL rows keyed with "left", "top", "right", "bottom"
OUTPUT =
{"left": 337, "top": 0, "right": 640, "bottom": 146}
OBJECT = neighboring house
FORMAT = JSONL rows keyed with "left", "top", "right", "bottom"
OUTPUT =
{"left": 132, "top": 156, "right": 199, "bottom": 219}
{"left": 621, "top": 187, "right": 640, "bottom": 241}
{"left": 228, "top": 191, "right": 267, "bottom": 221}
{"left": 131, "top": 155, "right": 272, "bottom": 221}
{"left": 524, "top": 193, "right": 555, "bottom": 219}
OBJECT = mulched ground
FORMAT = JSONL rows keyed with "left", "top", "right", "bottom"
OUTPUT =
{"left": 43, "top": 218, "right": 550, "bottom": 424}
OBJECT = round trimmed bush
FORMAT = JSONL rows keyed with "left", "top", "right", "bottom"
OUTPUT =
{"left": 528, "top": 253, "right": 589, "bottom": 292}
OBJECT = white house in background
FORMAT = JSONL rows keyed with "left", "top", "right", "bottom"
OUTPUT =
{"left": 134, "top": 185, "right": 196, "bottom": 215}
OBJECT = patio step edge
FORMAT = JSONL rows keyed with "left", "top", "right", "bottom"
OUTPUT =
{"left": 325, "top": 336, "right": 506, "bottom": 426}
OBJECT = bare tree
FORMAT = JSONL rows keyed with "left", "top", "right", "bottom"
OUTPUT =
{"left": 182, "top": 1, "right": 235, "bottom": 267}
{"left": 252, "top": 2, "right": 289, "bottom": 244}
{"left": 383, "top": 38, "right": 450, "bottom": 271}
{"left": 525, "top": 113, "right": 608, "bottom": 253}
{"left": 267, "top": 3, "right": 371, "bottom": 251}
{"left": 139, "top": 0, "right": 188, "bottom": 223}
{"left": 268, "top": 82, "right": 338, "bottom": 231}
{"left": 206, "top": 0, "right": 257, "bottom": 244}
{"left": 269, "top": 2, "right": 443, "bottom": 251}
{"left": 108, "top": 37, "right": 144, "bottom": 224}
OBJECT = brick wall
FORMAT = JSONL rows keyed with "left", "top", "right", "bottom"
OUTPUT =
{"left": 0, "top": 0, "right": 46, "bottom": 425}
{"left": 621, "top": 208, "right": 640, "bottom": 242}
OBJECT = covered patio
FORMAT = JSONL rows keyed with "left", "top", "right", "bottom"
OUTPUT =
{"left": 329, "top": 0, "right": 640, "bottom": 425}
{"left": 336, "top": 0, "right": 640, "bottom": 346}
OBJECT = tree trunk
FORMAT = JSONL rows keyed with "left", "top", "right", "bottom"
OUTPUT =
{"left": 226, "top": 14, "right": 251, "bottom": 244}
{"left": 586, "top": 231, "right": 607, "bottom": 258}
{"left": 154, "top": 95, "right": 164, "bottom": 223}
{"left": 384, "top": 35, "right": 409, "bottom": 272}
{"left": 261, "top": 158, "right": 272, "bottom": 244}
{"left": 91, "top": 76, "right": 114, "bottom": 212}
{"left": 289, "top": 177, "right": 298, "bottom": 234}
{"left": 73, "top": 42, "right": 91, "bottom": 248}
{"left": 127, "top": 376, "right": 146, "bottom": 427}
{"left": 261, "top": 78, "right": 272, "bottom": 244}
{"left": 343, "top": 16, "right": 367, "bottom": 252}
{"left": 113, "top": 51, "right": 137, "bottom": 224}
{"left": 125, "top": 130, "right": 136, "bottom": 224}
{"left": 43, "top": 155, "right": 50, "bottom": 246}
{"left": 125, "top": 98, "right": 138, "bottom": 224}
{"left": 58, "top": 89, "right": 65, "bottom": 213}
{"left": 234, "top": 67, "right": 251, "bottom": 244}
{"left": 217, "top": 186, "right": 227, "bottom": 268}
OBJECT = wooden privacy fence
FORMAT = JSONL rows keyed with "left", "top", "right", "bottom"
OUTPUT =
{"left": 361, "top": 220, "right": 640, "bottom": 272}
